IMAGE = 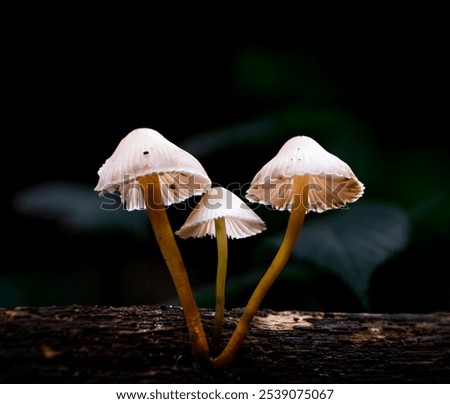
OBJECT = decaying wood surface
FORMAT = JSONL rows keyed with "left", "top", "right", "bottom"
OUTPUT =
{"left": 1, "top": 305, "right": 449, "bottom": 383}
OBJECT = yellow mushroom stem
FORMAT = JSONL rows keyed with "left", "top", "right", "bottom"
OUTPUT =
{"left": 212, "top": 216, "right": 228, "bottom": 352}
{"left": 213, "top": 175, "right": 309, "bottom": 368}
{"left": 138, "top": 174, "right": 210, "bottom": 363}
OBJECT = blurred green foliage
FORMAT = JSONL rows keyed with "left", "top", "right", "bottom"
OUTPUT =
{"left": 5, "top": 47, "right": 449, "bottom": 313}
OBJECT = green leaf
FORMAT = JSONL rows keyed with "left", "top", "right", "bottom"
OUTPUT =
{"left": 180, "top": 103, "right": 373, "bottom": 159}
{"left": 270, "top": 203, "right": 410, "bottom": 302}
{"left": 13, "top": 182, "right": 148, "bottom": 237}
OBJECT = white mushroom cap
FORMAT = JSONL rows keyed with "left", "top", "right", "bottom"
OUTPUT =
{"left": 246, "top": 136, "right": 364, "bottom": 213}
{"left": 95, "top": 128, "right": 211, "bottom": 210}
{"left": 176, "top": 187, "right": 266, "bottom": 239}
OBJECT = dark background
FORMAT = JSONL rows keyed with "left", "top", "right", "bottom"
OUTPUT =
{"left": 4, "top": 13, "right": 449, "bottom": 313}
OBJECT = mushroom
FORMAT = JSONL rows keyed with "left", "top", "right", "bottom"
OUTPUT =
{"left": 176, "top": 187, "right": 266, "bottom": 351}
{"left": 214, "top": 135, "right": 364, "bottom": 367}
{"left": 95, "top": 128, "right": 212, "bottom": 362}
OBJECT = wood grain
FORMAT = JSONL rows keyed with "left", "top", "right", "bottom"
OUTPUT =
{"left": 1, "top": 305, "right": 449, "bottom": 383}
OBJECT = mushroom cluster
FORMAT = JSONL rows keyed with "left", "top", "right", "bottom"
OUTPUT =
{"left": 95, "top": 129, "right": 364, "bottom": 368}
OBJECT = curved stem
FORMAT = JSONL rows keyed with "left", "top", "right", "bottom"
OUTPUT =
{"left": 212, "top": 216, "right": 228, "bottom": 353}
{"left": 213, "top": 175, "right": 309, "bottom": 368}
{"left": 138, "top": 174, "right": 210, "bottom": 363}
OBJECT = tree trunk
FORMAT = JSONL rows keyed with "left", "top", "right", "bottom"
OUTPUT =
{"left": 1, "top": 305, "right": 449, "bottom": 383}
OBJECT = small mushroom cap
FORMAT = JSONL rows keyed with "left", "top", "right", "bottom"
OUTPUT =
{"left": 246, "top": 136, "right": 364, "bottom": 212}
{"left": 95, "top": 128, "right": 211, "bottom": 210}
{"left": 176, "top": 187, "right": 266, "bottom": 239}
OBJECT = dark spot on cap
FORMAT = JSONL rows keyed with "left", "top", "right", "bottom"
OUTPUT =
{"left": 169, "top": 184, "right": 176, "bottom": 190}
{"left": 143, "top": 151, "right": 149, "bottom": 155}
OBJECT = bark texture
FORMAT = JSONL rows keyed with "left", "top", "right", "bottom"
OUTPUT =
{"left": 1, "top": 305, "right": 449, "bottom": 383}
